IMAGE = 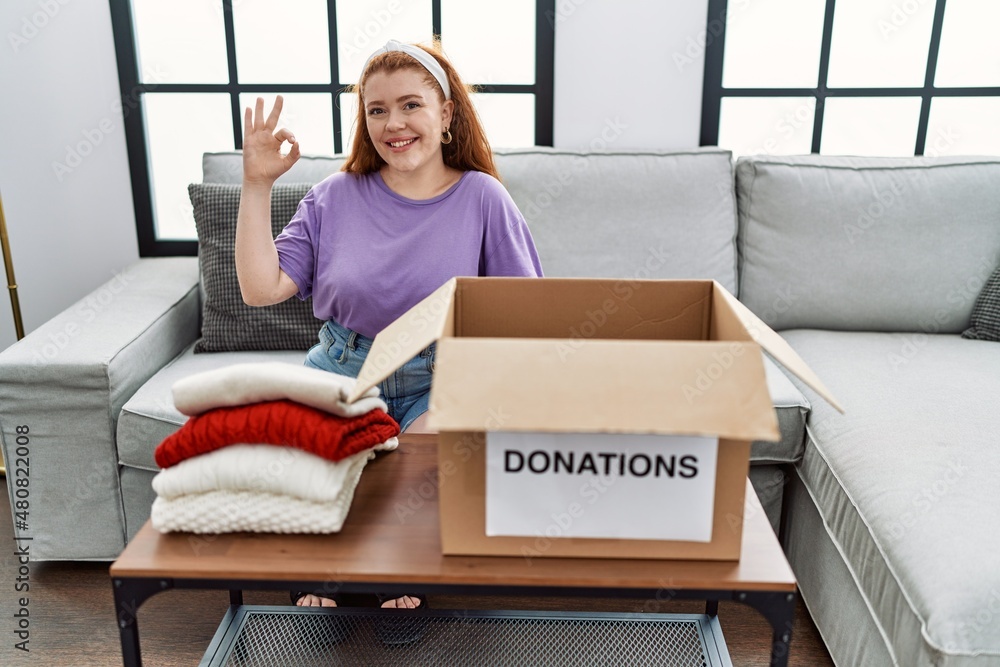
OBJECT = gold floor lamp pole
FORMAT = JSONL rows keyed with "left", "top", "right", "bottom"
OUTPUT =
{"left": 0, "top": 191, "right": 26, "bottom": 477}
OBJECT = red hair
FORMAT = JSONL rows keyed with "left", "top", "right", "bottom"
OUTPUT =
{"left": 341, "top": 40, "right": 500, "bottom": 181}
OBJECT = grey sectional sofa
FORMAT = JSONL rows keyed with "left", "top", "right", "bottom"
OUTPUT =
{"left": 1, "top": 147, "right": 997, "bottom": 666}
{"left": 735, "top": 155, "right": 1000, "bottom": 667}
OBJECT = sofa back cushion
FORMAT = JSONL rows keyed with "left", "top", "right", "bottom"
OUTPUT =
{"left": 736, "top": 155, "right": 1000, "bottom": 332}
{"left": 496, "top": 147, "right": 739, "bottom": 293}
{"left": 962, "top": 264, "right": 1000, "bottom": 341}
{"left": 189, "top": 182, "right": 322, "bottom": 352}
{"left": 204, "top": 148, "right": 740, "bottom": 293}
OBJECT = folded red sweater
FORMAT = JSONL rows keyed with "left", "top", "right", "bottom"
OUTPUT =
{"left": 154, "top": 400, "right": 400, "bottom": 469}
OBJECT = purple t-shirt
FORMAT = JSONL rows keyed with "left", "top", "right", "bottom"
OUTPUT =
{"left": 274, "top": 170, "right": 544, "bottom": 338}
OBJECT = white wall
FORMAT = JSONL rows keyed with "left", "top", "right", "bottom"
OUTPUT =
{"left": 0, "top": 0, "right": 139, "bottom": 352}
{"left": 553, "top": 0, "right": 708, "bottom": 150}
{"left": 0, "top": 0, "right": 709, "bottom": 352}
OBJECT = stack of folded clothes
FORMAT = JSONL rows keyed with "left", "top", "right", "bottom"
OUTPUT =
{"left": 150, "top": 363, "right": 400, "bottom": 534}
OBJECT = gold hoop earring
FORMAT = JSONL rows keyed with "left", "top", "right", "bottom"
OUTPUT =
{"left": 441, "top": 129, "right": 453, "bottom": 145}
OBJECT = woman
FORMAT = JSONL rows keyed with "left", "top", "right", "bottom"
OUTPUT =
{"left": 235, "top": 40, "right": 543, "bottom": 611}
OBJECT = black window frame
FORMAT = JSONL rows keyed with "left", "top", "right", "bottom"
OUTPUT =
{"left": 700, "top": 0, "right": 1000, "bottom": 156}
{"left": 109, "top": 0, "right": 556, "bottom": 257}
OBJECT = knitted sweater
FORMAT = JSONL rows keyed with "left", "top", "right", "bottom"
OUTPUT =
{"left": 154, "top": 399, "right": 399, "bottom": 469}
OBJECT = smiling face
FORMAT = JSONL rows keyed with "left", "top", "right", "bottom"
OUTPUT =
{"left": 363, "top": 68, "right": 454, "bottom": 179}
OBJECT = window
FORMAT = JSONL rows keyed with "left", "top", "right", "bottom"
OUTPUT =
{"left": 701, "top": 0, "right": 1000, "bottom": 159}
{"left": 109, "top": 0, "right": 555, "bottom": 255}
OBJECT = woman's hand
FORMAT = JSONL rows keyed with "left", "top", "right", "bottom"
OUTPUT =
{"left": 242, "top": 95, "right": 301, "bottom": 187}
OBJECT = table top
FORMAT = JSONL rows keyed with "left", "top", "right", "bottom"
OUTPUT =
{"left": 111, "top": 434, "right": 796, "bottom": 593}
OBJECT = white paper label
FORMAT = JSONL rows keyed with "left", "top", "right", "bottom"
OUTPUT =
{"left": 485, "top": 432, "right": 719, "bottom": 542}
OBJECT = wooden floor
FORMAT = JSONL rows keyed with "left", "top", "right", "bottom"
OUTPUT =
{"left": 0, "top": 479, "right": 834, "bottom": 666}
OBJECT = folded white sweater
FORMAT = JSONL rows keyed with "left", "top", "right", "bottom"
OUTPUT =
{"left": 172, "top": 362, "right": 387, "bottom": 417}
{"left": 151, "top": 438, "right": 397, "bottom": 502}
{"left": 149, "top": 439, "right": 399, "bottom": 534}
{"left": 150, "top": 486, "right": 363, "bottom": 534}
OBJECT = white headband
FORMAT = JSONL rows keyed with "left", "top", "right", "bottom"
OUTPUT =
{"left": 361, "top": 39, "right": 451, "bottom": 100}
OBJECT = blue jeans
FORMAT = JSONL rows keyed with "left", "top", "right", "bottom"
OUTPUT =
{"left": 304, "top": 319, "right": 435, "bottom": 432}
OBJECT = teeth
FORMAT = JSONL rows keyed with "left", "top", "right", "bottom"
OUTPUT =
{"left": 389, "top": 138, "right": 416, "bottom": 148}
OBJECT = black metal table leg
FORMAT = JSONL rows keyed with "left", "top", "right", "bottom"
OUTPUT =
{"left": 111, "top": 577, "right": 173, "bottom": 667}
{"left": 734, "top": 590, "right": 796, "bottom": 667}
{"left": 111, "top": 575, "right": 792, "bottom": 665}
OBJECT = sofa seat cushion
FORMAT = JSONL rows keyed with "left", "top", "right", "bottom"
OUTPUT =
{"left": 117, "top": 343, "right": 306, "bottom": 470}
{"left": 753, "top": 355, "right": 810, "bottom": 464}
{"left": 783, "top": 329, "right": 1000, "bottom": 666}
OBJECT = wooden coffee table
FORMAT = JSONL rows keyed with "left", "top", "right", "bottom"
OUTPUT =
{"left": 110, "top": 433, "right": 797, "bottom": 666}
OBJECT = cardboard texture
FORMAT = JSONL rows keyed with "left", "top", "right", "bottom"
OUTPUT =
{"left": 354, "top": 278, "right": 839, "bottom": 560}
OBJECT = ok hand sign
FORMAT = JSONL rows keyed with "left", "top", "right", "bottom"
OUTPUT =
{"left": 242, "top": 95, "right": 301, "bottom": 186}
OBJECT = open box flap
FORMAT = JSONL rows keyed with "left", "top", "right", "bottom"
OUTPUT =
{"left": 347, "top": 278, "right": 457, "bottom": 403}
{"left": 712, "top": 283, "right": 845, "bottom": 413}
{"left": 428, "top": 338, "right": 781, "bottom": 441}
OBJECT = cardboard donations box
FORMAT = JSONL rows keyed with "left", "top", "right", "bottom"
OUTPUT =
{"left": 348, "top": 278, "right": 841, "bottom": 561}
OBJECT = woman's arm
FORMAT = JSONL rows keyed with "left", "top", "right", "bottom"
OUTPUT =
{"left": 234, "top": 96, "right": 303, "bottom": 306}
{"left": 235, "top": 183, "right": 300, "bottom": 306}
